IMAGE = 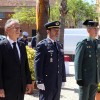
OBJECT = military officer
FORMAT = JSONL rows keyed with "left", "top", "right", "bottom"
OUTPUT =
{"left": 34, "top": 21, "right": 66, "bottom": 100}
{"left": 74, "top": 19, "right": 100, "bottom": 100}
{"left": 18, "top": 31, "right": 29, "bottom": 46}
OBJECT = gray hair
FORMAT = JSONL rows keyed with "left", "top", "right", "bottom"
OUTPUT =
{"left": 5, "top": 19, "right": 19, "bottom": 31}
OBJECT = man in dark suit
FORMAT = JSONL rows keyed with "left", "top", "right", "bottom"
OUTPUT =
{"left": 74, "top": 19, "right": 100, "bottom": 100}
{"left": 31, "top": 36, "right": 36, "bottom": 49}
{"left": 34, "top": 21, "right": 66, "bottom": 100}
{"left": 0, "top": 19, "right": 32, "bottom": 100}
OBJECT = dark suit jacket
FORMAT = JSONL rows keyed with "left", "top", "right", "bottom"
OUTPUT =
{"left": 31, "top": 36, "right": 36, "bottom": 49}
{"left": 35, "top": 38, "right": 66, "bottom": 91}
{"left": 74, "top": 38, "right": 100, "bottom": 85}
{"left": 18, "top": 37, "right": 28, "bottom": 46}
{"left": 0, "top": 39, "right": 32, "bottom": 99}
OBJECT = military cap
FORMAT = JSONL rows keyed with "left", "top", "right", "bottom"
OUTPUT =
{"left": 22, "top": 31, "right": 29, "bottom": 37}
{"left": 83, "top": 19, "right": 98, "bottom": 27}
{"left": 44, "top": 21, "right": 60, "bottom": 29}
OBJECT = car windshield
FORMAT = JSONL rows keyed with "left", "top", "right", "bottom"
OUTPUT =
{"left": 0, "top": 35, "right": 6, "bottom": 41}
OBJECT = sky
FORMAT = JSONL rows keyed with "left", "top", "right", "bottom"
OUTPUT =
{"left": 84, "top": 0, "right": 96, "bottom": 4}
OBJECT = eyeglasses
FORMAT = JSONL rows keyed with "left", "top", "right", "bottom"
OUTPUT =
{"left": 8, "top": 26, "right": 21, "bottom": 30}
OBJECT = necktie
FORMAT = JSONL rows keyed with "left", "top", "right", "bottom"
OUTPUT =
{"left": 54, "top": 42, "right": 58, "bottom": 51}
{"left": 12, "top": 42, "right": 19, "bottom": 60}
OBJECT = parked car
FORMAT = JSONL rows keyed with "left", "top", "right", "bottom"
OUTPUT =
{"left": 0, "top": 35, "right": 6, "bottom": 41}
{"left": 64, "top": 28, "right": 89, "bottom": 61}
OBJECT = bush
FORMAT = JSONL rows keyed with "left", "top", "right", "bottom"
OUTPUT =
{"left": 98, "top": 83, "right": 100, "bottom": 93}
{"left": 26, "top": 46, "right": 36, "bottom": 81}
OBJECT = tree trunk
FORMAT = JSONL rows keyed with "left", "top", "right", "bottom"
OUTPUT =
{"left": 59, "top": 0, "right": 67, "bottom": 44}
{"left": 36, "top": 0, "right": 49, "bottom": 43}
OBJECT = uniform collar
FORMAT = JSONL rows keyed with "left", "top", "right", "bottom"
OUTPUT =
{"left": 47, "top": 37, "right": 55, "bottom": 43}
{"left": 87, "top": 37, "right": 96, "bottom": 42}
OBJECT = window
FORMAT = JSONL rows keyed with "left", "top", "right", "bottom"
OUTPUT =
{"left": 0, "top": 13, "right": 5, "bottom": 18}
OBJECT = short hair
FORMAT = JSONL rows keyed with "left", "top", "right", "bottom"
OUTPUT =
{"left": 5, "top": 19, "right": 19, "bottom": 31}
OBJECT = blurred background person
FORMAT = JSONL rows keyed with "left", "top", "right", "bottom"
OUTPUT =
{"left": 31, "top": 36, "right": 36, "bottom": 49}
{"left": 18, "top": 31, "right": 29, "bottom": 46}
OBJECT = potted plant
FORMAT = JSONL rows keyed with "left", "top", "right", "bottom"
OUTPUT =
{"left": 26, "top": 46, "right": 37, "bottom": 89}
{"left": 95, "top": 83, "right": 100, "bottom": 100}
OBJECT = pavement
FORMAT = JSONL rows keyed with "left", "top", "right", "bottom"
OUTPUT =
{"left": 24, "top": 62, "right": 79, "bottom": 100}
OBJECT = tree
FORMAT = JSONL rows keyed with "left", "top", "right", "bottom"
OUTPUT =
{"left": 11, "top": 6, "right": 36, "bottom": 25}
{"left": 49, "top": 0, "right": 67, "bottom": 44}
{"left": 49, "top": 0, "right": 97, "bottom": 43}
{"left": 67, "top": 0, "right": 97, "bottom": 27}
{"left": 49, "top": 1, "right": 60, "bottom": 21}
{"left": 59, "top": 0, "right": 67, "bottom": 44}
{"left": 36, "top": 0, "right": 50, "bottom": 42}
{"left": 50, "top": 0, "right": 97, "bottom": 28}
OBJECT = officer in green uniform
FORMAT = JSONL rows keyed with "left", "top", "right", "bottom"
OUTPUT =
{"left": 74, "top": 19, "right": 100, "bottom": 100}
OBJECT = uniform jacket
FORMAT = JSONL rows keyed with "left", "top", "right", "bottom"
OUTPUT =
{"left": 18, "top": 37, "right": 28, "bottom": 46}
{"left": 0, "top": 39, "right": 32, "bottom": 97}
{"left": 31, "top": 36, "right": 36, "bottom": 49}
{"left": 74, "top": 37, "right": 100, "bottom": 85}
{"left": 34, "top": 38, "right": 66, "bottom": 90}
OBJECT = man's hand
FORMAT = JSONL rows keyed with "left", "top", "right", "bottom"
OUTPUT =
{"left": 37, "top": 84, "right": 45, "bottom": 90}
{"left": 0, "top": 89, "right": 5, "bottom": 98}
{"left": 25, "top": 84, "right": 33, "bottom": 94}
{"left": 77, "top": 80, "right": 84, "bottom": 86}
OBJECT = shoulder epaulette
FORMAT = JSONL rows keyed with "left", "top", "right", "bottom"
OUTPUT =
{"left": 82, "top": 39, "right": 88, "bottom": 44}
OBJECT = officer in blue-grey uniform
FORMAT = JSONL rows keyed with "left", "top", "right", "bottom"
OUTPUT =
{"left": 34, "top": 21, "right": 66, "bottom": 100}
{"left": 31, "top": 36, "right": 36, "bottom": 49}
{"left": 74, "top": 19, "right": 100, "bottom": 100}
{"left": 18, "top": 31, "right": 29, "bottom": 46}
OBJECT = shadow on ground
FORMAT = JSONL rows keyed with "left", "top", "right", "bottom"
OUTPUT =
{"left": 62, "top": 87, "right": 79, "bottom": 93}
{"left": 66, "top": 74, "right": 75, "bottom": 77}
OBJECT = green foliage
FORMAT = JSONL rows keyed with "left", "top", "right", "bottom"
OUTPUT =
{"left": 11, "top": 7, "right": 36, "bottom": 25}
{"left": 11, "top": 0, "right": 98, "bottom": 28}
{"left": 50, "top": 0, "right": 97, "bottom": 27}
{"left": 49, "top": 1, "right": 60, "bottom": 21}
{"left": 67, "top": 0, "right": 98, "bottom": 27}
{"left": 98, "top": 83, "right": 100, "bottom": 92}
{"left": 26, "top": 46, "right": 36, "bottom": 81}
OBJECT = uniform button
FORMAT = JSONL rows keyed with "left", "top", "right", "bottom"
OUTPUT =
{"left": 58, "top": 65, "right": 59, "bottom": 67}
{"left": 58, "top": 71, "right": 59, "bottom": 73}
{"left": 46, "top": 75, "right": 48, "bottom": 76}
{"left": 58, "top": 59, "right": 59, "bottom": 61}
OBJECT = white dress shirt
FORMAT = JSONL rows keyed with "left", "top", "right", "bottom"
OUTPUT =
{"left": 7, "top": 36, "right": 21, "bottom": 59}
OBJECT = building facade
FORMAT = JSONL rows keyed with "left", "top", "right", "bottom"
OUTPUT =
{"left": 0, "top": 0, "right": 36, "bottom": 36}
{"left": 0, "top": 0, "right": 60, "bottom": 36}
